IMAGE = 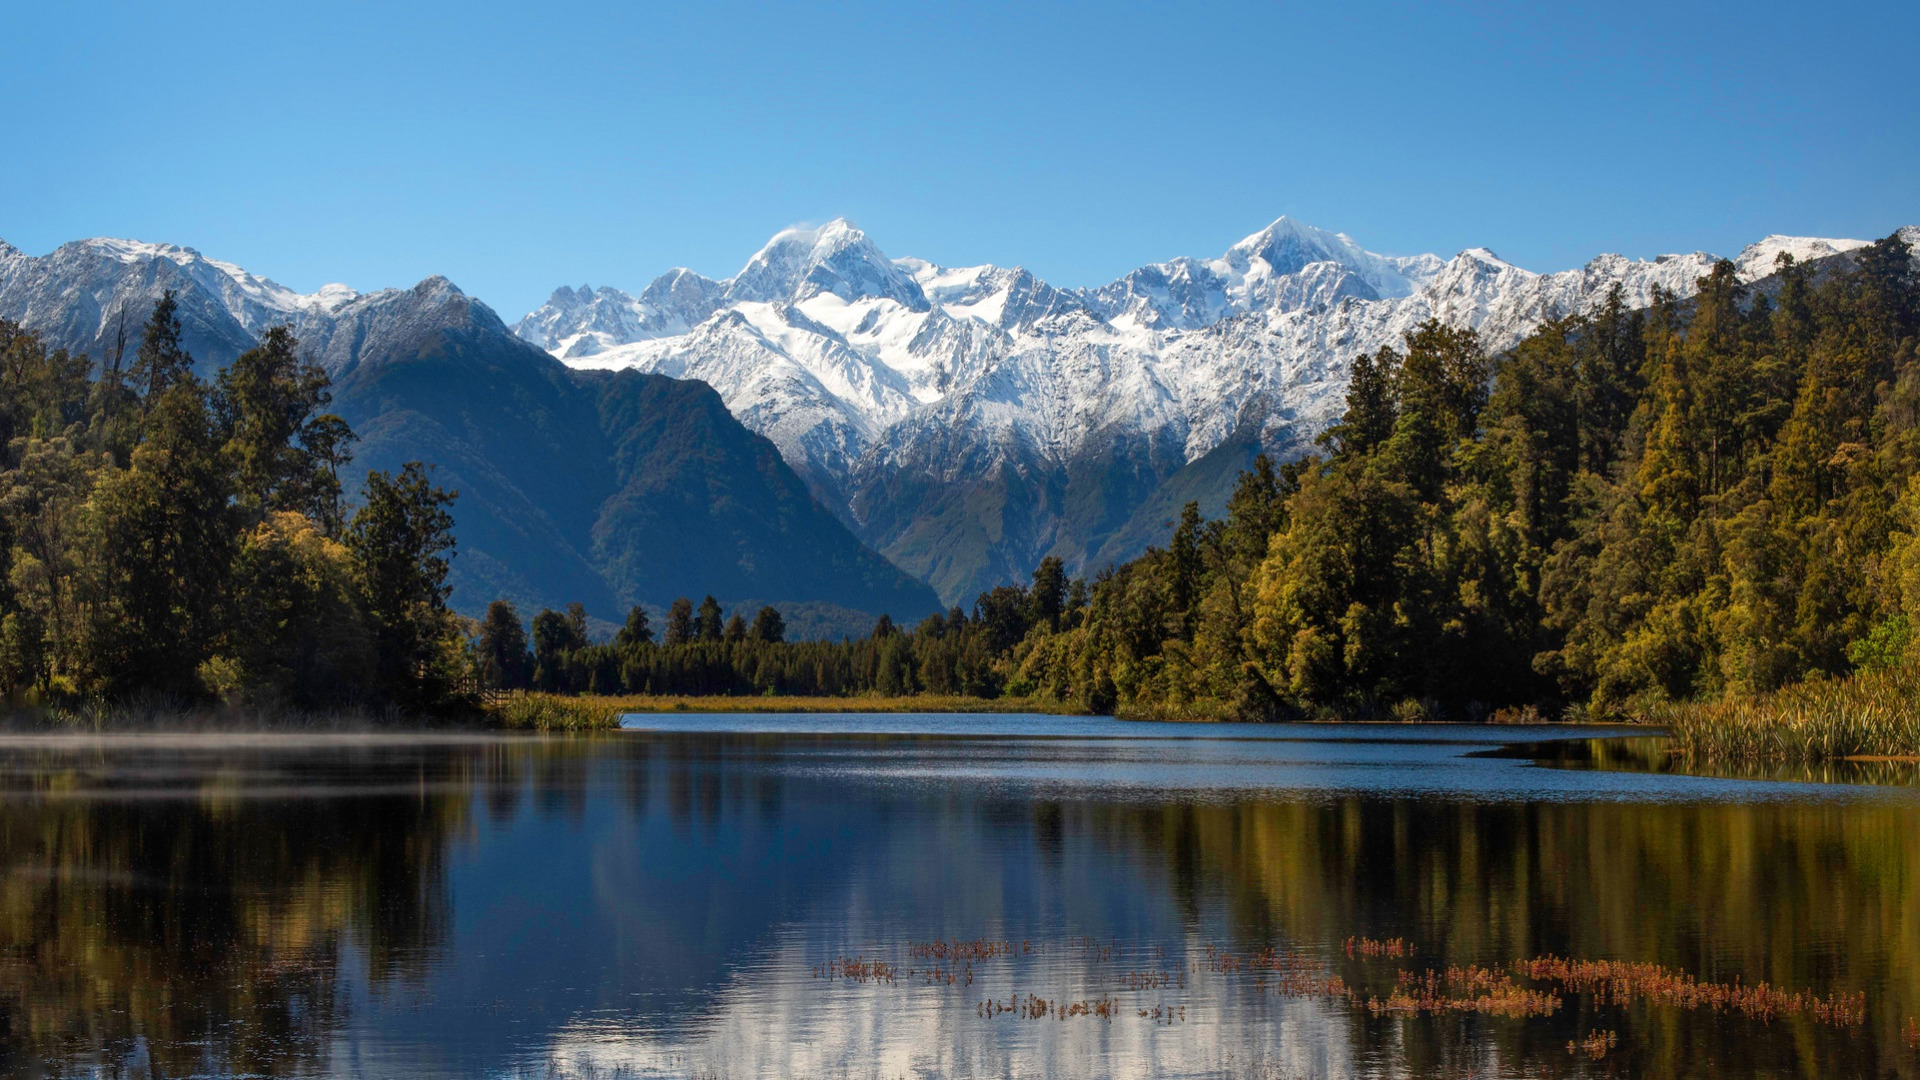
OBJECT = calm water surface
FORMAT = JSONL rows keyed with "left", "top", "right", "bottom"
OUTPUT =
{"left": 1, "top": 716, "right": 1916, "bottom": 1079}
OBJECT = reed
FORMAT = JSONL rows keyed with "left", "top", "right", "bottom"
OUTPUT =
{"left": 1568, "top": 1030, "right": 1618, "bottom": 1061}
{"left": 566, "top": 692, "right": 1090, "bottom": 716}
{"left": 483, "top": 693, "right": 622, "bottom": 732}
{"left": 1651, "top": 664, "right": 1920, "bottom": 763}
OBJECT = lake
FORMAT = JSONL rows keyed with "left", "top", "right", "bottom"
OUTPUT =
{"left": 1, "top": 716, "right": 1916, "bottom": 1078}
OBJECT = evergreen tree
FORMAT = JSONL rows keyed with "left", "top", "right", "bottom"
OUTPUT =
{"left": 697, "top": 595, "right": 724, "bottom": 641}
{"left": 664, "top": 597, "right": 694, "bottom": 646}
{"left": 751, "top": 606, "right": 785, "bottom": 643}
{"left": 347, "top": 462, "right": 458, "bottom": 708}
{"left": 1030, "top": 556, "right": 1067, "bottom": 631}
{"left": 131, "top": 290, "right": 193, "bottom": 403}
{"left": 1323, "top": 346, "right": 1398, "bottom": 457}
{"left": 477, "top": 600, "right": 530, "bottom": 689}
{"left": 615, "top": 604, "right": 653, "bottom": 648}
{"left": 84, "top": 377, "right": 235, "bottom": 697}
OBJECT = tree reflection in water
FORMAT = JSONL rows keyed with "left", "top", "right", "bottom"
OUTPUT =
{"left": 0, "top": 729, "right": 1912, "bottom": 1079}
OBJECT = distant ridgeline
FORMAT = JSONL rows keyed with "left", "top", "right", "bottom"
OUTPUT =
{"left": 4, "top": 230, "right": 1917, "bottom": 722}
{"left": 492, "top": 232, "right": 1920, "bottom": 723}
{"left": 0, "top": 241, "right": 941, "bottom": 644}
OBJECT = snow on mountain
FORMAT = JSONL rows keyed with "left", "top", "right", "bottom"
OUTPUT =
{"left": 0, "top": 236, "right": 355, "bottom": 339}
{"left": 2, "top": 217, "right": 1881, "bottom": 606}
{"left": 1082, "top": 217, "right": 1445, "bottom": 331}
{"left": 512, "top": 218, "right": 1881, "bottom": 601}
{"left": 516, "top": 269, "right": 725, "bottom": 359}
{"left": 0, "top": 236, "right": 362, "bottom": 377}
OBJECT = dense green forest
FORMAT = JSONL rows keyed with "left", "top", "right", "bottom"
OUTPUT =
{"left": 504, "top": 232, "right": 1920, "bottom": 721}
{"left": 0, "top": 294, "right": 466, "bottom": 713}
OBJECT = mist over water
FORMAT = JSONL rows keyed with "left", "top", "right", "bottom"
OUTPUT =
{"left": 0, "top": 721, "right": 1916, "bottom": 1078}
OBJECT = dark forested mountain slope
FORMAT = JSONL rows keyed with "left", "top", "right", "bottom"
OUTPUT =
{"left": 0, "top": 241, "right": 940, "bottom": 635}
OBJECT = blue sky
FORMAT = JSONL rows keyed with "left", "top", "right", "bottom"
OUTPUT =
{"left": 3, "top": 1, "right": 1914, "bottom": 318}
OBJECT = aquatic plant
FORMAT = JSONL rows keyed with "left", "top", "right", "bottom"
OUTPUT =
{"left": 1568, "top": 1030, "right": 1618, "bottom": 1060}
{"left": 484, "top": 693, "right": 622, "bottom": 731}
{"left": 907, "top": 939, "right": 1029, "bottom": 961}
{"left": 1345, "top": 935, "right": 1413, "bottom": 959}
{"left": 1518, "top": 956, "right": 1867, "bottom": 1026}
{"left": 1361, "top": 966, "right": 1561, "bottom": 1019}
{"left": 977, "top": 993, "right": 1120, "bottom": 1021}
{"left": 1652, "top": 664, "right": 1920, "bottom": 762}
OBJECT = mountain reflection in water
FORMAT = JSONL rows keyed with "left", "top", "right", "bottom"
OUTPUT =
{"left": 0, "top": 722, "right": 1915, "bottom": 1079}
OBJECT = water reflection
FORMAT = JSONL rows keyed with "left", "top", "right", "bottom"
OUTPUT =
{"left": 0, "top": 727, "right": 1914, "bottom": 1078}
{"left": 1520, "top": 732, "right": 1920, "bottom": 788}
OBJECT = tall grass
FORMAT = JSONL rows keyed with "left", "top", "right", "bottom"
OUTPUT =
{"left": 573, "top": 693, "right": 1090, "bottom": 716}
{"left": 1653, "top": 664, "right": 1920, "bottom": 762}
{"left": 484, "top": 693, "right": 623, "bottom": 732}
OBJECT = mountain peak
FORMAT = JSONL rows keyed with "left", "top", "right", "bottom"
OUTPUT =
{"left": 1733, "top": 234, "right": 1870, "bottom": 280}
{"left": 727, "top": 219, "right": 928, "bottom": 310}
{"left": 411, "top": 274, "right": 465, "bottom": 299}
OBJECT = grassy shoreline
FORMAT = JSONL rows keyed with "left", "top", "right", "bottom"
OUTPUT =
{"left": 15, "top": 676, "right": 1916, "bottom": 767}
{"left": 484, "top": 692, "right": 1094, "bottom": 730}
{"left": 1651, "top": 665, "right": 1920, "bottom": 763}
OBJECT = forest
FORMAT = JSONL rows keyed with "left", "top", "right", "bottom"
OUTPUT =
{"left": 496, "top": 231, "right": 1920, "bottom": 724}
{"left": 4, "top": 231, "right": 1914, "bottom": 728}
{"left": 0, "top": 294, "right": 466, "bottom": 714}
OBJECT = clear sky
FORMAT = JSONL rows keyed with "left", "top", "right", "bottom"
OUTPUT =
{"left": 3, "top": 1, "right": 1914, "bottom": 318}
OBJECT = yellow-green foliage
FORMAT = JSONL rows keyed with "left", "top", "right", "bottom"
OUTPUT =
{"left": 561, "top": 692, "right": 1087, "bottom": 716}
{"left": 1655, "top": 664, "right": 1920, "bottom": 762}
{"left": 485, "top": 693, "right": 622, "bottom": 731}
{"left": 225, "top": 511, "right": 374, "bottom": 702}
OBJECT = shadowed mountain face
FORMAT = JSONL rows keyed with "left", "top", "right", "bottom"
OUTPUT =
{"left": 0, "top": 244, "right": 941, "bottom": 636}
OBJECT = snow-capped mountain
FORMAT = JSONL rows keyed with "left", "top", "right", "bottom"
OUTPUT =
{"left": 0, "top": 234, "right": 944, "bottom": 633}
{"left": 513, "top": 218, "right": 1880, "bottom": 602}
{"left": 0, "top": 237, "right": 360, "bottom": 370}
{"left": 0, "top": 219, "right": 1897, "bottom": 608}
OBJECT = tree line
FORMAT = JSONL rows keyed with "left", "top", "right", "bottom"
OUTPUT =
{"left": 0, "top": 293, "right": 464, "bottom": 713}
{"left": 497, "top": 231, "right": 1920, "bottom": 720}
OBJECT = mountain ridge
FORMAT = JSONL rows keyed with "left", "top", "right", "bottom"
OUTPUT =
{"left": 3, "top": 220, "right": 1900, "bottom": 609}
{"left": 0, "top": 236, "right": 943, "bottom": 636}
{"left": 515, "top": 218, "right": 1884, "bottom": 601}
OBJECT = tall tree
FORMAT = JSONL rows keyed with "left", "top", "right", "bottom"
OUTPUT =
{"left": 615, "top": 604, "right": 653, "bottom": 648}
{"left": 84, "top": 377, "right": 234, "bottom": 696}
{"left": 477, "top": 600, "right": 530, "bottom": 689}
{"left": 751, "top": 606, "right": 785, "bottom": 643}
{"left": 1030, "top": 556, "right": 1067, "bottom": 632}
{"left": 131, "top": 290, "right": 192, "bottom": 404}
{"left": 664, "top": 597, "right": 694, "bottom": 646}
{"left": 215, "top": 326, "right": 342, "bottom": 521}
{"left": 696, "top": 595, "right": 724, "bottom": 641}
{"left": 347, "top": 462, "right": 458, "bottom": 707}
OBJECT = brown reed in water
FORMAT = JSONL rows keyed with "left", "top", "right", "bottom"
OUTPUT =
{"left": 977, "top": 993, "right": 1120, "bottom": 1021}
{"left": 1568, "top": 1029, "right": 1619, "bottom": 1061}
{"left": 811, "top": 956, "right": 898, "bottom": 984}
{"left": 908, "top": 939, "right": 1029, "bottom": 961}
{"left": 1119, "top": 969, "right": 1183, "bottom": 991}
{"left": 1360, "top": 966, "right": 1561, "bottom": 1019}
{"left": 808, "top": 934, "right": 1880, "bottom": 1044}
{"left": 1345, "top": 935, "right": 1413, "bottom": 959}
{"left": 1519, "top": 956, "right": 1868, "bottom": 1027}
